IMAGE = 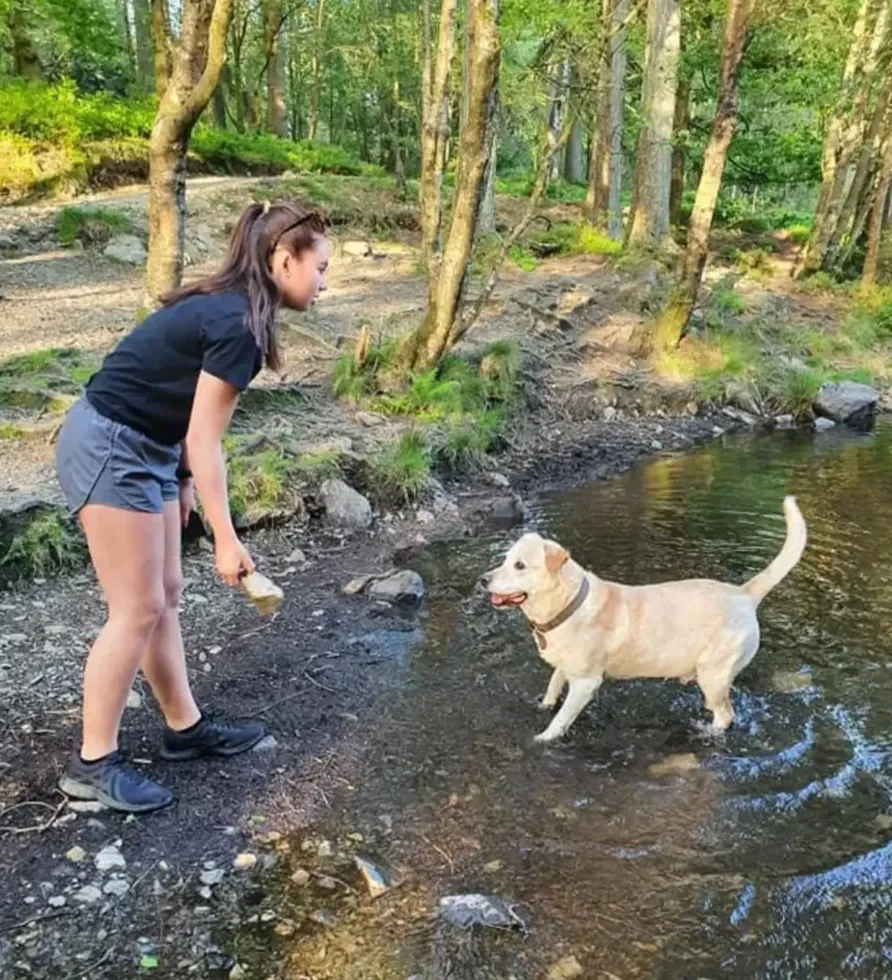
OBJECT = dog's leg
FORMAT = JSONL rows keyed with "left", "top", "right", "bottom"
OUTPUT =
{"left": 534, "top": 677, "right": 601, "bottom": 743}
{"left": 540, "top": 669, "right": 566, "bottom": 710}
{"left": 697, "top": 671, "right": 735, "bottom": 730}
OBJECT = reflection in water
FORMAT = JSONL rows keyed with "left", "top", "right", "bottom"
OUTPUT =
{"left": 257, "top": 421, "right": 892, "bottom": 979}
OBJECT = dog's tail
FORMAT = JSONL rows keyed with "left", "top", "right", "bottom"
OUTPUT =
{"left": 742, "top": 496, "right": 807, "bottom": 607}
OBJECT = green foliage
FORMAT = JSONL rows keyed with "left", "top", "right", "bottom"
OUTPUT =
{"left": 56, "top": 206, "right": 130, "bottom": 245}
{"left": 508, "top": 245, "right": 538, "bottom": 272}
{"left": 368, "top": 431, "right": 432, "bottom": 503}
{"left": 226, "top": 447, "right": 300, "bottom": 521}
{"left": 532, "top": 222, "right": 622, "bottom": 258}
{"left": 1, "top": 512, "right": 84, "bottom": 581}
{"left": 190, "top": 128, "right": 367, "bottom": 176}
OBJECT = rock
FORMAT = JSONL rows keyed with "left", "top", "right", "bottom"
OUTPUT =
{"left": 104, "top": 878, "right": 130, "bottom": 898}
{"left": 200, "top": 869, "right": 225, "bottom": 887}
{"left": 814, "top": 380, "right": 879, "bottom": 428}
{"left": 342, "top": 240, "right": 373, "bottom": 257}
{"left": 602, "top": 406, "right": 617, "bottom": 422}
{"left": 317, "top": 840, "right": 334, "bottom": 858}
{"left": 239, "top": 570, "right": 284, "bottom": 617}
{"left": 725, "top": 380, "right": 762, "bottom": 417}
{"left": 488, "top": 472, "right": 510, "bottom": 488}
{"left": 774, "top": 414, "right": 795, "bottom": 429}
{"left": 814, "top": 417, "right": 836, "bottom": 431}
{"left": 876, "top": 814, "right": 892, "bottom": 831}
{"left": 354, "top": 855, "right": 391, "bottom": 898}
{"left": 252, "top": 735, "right": 279, "bottom": 753}
{"left": 416, "top": 509, "right": 435, "bottom": 524}
{"left": 229, "top": 965, "right": 247, "bottom": 980}
{"left": 771, "top": 669, "right": 813, "bottom": 693}
{"left": 648, "top": 753, "right": 699, "bottom": 777}
{"left": 287, "top": 548, "right": 307, "bottom": 565}
{"left": 650, "top": 440, "right": 663, "bottom": 451}
{"left": 356, "top": 411, "right": 386, "bottom": 427}
{"left": 320, "top": 479, "right": 373, "bottom": 529}
{"left": 290, "top": 868, "right": 311, "bottom": 887}
{"left": 103, "top": 234, "right": 147, "bottom": 265}
{"left": 48, "top": 895, "right": 67, "bottom": 908}
{"left": 311, "top": 908, "right": 339, "bottom": 927}
{"left": 126, "top": 687, "right": 142, "bottom": 709}
{"left": 316, "top": 875, "right": 338, "bottom": 890}
{"left": 438, "top": 894, "right": 527, "bottom": 930}
{"left": 73, "top": 885, "right": 102, "bottom": 905}
{"left": 66, "top": 846, "right": 86, "bottom": 863}
{"left": 368, "top": 570, "right": 425, "bottom": 603}
{"left": 343, "top": 574, "right": 376, "bottom": 596}
{"left": 722, "top": 406, "right": 760, "bottom": 426}
{"left": 233, "top": 853, "right": 257, "bottom": 871}
{"left": 95, "top": 845, "right": 126, "bottom": 872}
{"left": 548, "top": 956, "right": 584, "bottom": 980}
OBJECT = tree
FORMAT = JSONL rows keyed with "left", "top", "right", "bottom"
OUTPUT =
{"left": 133, "top": 0, "right": 155, "bottom": 91}
{"left": 637, "top": 0, "right": 754, "bottom": 353}
{"left": 400, "top": 0, "right": 500, "bottom": 372}
{"left": 797, "top": 0, "right": 892, "bottom": 276}
{"left": 264, "top": 0, "right": 287, "bottom": 136}
{"left": 862, "top": 119, "right": 892, "bottom": 284}
{"left": 145, "top": 0, "right": 234, "bottom": 302}
{"left": 7, "top": 0, "right": 43, "bottom": 80}
{"left": 308, "top": 0, "right": 326, "bottom": 140}
{"left": 627, "top": 0, "right": 680, "bottom": 248}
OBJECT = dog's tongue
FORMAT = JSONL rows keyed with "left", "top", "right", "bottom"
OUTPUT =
{"left": 491, "top": 593, "right": 525, "bottom": 608}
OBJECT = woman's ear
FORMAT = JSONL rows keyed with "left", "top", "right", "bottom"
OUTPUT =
{"left": 544, "top": 541, "right": 569, "bottom": 573}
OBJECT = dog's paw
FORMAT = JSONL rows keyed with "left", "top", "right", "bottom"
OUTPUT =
{"left": 537, "top": 698, "right": 557, "bottom": 712}
{"left": 533, "top": 729, "right": 562, "bottom": 744}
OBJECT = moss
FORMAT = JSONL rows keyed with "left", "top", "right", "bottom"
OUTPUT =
{"left": 56, "top": 206, "right": 131, "bottom": 246}
{"left": 1, "top": 512, "right": 85, "bottom": 581}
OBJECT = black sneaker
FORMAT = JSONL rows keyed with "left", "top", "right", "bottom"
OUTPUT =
{"left": 160, "top": 715, "right": 266, "bottom": 762}
{"left": 59, "top": 752, "right": 175, "bottom": 814}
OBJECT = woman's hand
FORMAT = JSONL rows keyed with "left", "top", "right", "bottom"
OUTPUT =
{"left": 179, "top": 478, "right": 195, "bottom": 528}
{"left": 215, "top": 533, "right": 255, "bottom": 587}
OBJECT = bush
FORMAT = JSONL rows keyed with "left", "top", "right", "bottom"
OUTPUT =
{"left": 56, "top": 206, "right": 131, "bottom": 245}
{"left": 1, "top": 512, "right": 85, "bottom": 581}
{"left": 368, "top": 431, "right": 432, "bottom": 503}
{"left": 190, "top": 129, "right": 365, "bottom": 176}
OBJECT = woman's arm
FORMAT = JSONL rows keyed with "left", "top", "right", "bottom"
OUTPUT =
{"left": 185, "top": 370, "right": 255, "bottom": 584}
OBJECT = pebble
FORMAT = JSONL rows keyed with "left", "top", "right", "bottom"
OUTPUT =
{"left": 104, "top": 878, "right": 130, "bottom": 898}
{"left": 416, "top": 509, "right": 435, "bottom": 524}
{"left": 47, "top": 896, "right": 67, "bottom": 908}
{"left": 290, "top": 868, "right": 311, "bottom": 887}
{"left": 233, "top": 853, "right": 257, "bottom": 871}
{"left": 316, "top": 876, "right": 338, "bottom": 890}
{"left": 287, "top": 548, "right": 307, "bottom": 564}
{"left": 68, "top": 801, "right": 105, "bottom": 814}
{"left": 66, "top": 846, "right": 86, "bottom": 863}
{"left": 252, "top": 735, "right": 279, "bottom": 753}
{"left": 199, "top": 887, "right": 212, "bottom": 900}
{"left": 200, "top": 869, "right": 225, "bottom": 887}
{"left": 95, "top": 845, "right": 126, "bottom": 872}
{"left": 73, "top": 885, "right": 102, "bottom": 905}
{"left": 354, "top": 855, "right": 391, "bottom": 898}
{"left": 648, "top": 753, "right": 699, "bottom": 777}
{"left": 311, "top": 908, "right": 338, "bottom": 927}
{"left": 484, "top": 860, "right": 503, "bottom": 873}
{"left": 548, "top": 955, "right": 584, "bottom": 979}
{"left": 317, "top": 840, "right": 334, "bottom": 858}
{"left": 125, "top": 688, "right": 142, "bottom": 709}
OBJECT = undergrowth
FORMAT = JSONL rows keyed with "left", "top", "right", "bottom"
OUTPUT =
{"left": 1, "top": 512, "right": 85, "bottom": 581}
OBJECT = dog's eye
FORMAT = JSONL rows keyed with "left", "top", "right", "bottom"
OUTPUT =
{"left": 514, "top": 560, "right": 526, "bottom": 570}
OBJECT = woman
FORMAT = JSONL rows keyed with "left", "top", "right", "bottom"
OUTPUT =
{"left": 54, "top": 202, "right": 329, "bottom": 813}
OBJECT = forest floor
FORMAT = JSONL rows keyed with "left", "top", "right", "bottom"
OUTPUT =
{"left": 0, "top": 172, "right": 887, "bottom": 979}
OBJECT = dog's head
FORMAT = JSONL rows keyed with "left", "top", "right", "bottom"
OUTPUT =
{"left": 481, "top": 532, "right": 570, "bottom": 609}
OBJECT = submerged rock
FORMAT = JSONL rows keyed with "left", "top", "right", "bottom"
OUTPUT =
{"left": 438, "top": 893, "right": 527, "bottom": 931}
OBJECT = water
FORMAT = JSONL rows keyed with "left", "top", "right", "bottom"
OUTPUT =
{"left": 243, "top": 420, "right": 892, "bottom": 979}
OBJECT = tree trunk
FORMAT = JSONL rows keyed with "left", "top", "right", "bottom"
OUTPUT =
{"left": 264, "top": 0, "right": 288, "bottom": 136}
{"left": 584, "top": 0, "right": 613, "bottom": 225}
{"left": 120, "top": 0, "right": 136, "bottom": 82}
{"left": 797, "top": 0, "right": 891, "bottom": 275}
{"left": 547, "top": 60, "right": 570, "bottom": 180}
{"left": 628, "top": 0, "right": 680, "bottom": 249}
{"left": 669, "top": 76, "right": 691, "bottom": 226}
{"left": 419, "top": 0, "right": 459, "bottom": 262}
{"left": 637, "top": 0, "right": 753, "bottom": 354}
{"left": 308, "top": 0, "right": 326, "bottom": 141}
{"left": 8, "top": 1, "right": 42, "bottom": 80}
{"left": 863, "top": 135, "right": 892, "bottom": 283}
{"left": 146, "top": 0, "right": 234, "bottom": 302}
{"left": 150, "top": 0, "right": 174, "bottom": 97}
{"left": 133, "top": 0, "right": 155, "bottom": 91}
{"left": 402, "top": 0, "right": 500, "bottom": 371}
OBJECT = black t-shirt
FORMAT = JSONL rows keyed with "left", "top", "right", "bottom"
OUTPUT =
{"left": 85, "top": 290, "right": 263, "bottom": 445}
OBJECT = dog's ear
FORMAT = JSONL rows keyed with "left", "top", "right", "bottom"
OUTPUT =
{"left": 544, "top": 541, "right": 569, "bottom": 573}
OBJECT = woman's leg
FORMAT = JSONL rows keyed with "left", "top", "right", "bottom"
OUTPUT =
{"left": 140, "top": 501, "right": 201, "bottom": 731}
{"left": 79, "top": 503, "right": 167, "bottom": 760}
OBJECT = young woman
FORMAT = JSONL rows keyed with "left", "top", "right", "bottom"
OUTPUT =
{"left": 54, "top": 202, "right": 329, "bottom": 813}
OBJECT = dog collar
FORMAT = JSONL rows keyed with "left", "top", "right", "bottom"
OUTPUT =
{"left": 529, "top": 577, "right": 590, "bottom": 650}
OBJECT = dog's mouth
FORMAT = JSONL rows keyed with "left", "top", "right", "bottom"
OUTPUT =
{"left": 490, "top": 592, "right": 527, "bottom": 608}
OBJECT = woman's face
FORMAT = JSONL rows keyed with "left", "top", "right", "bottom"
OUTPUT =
{"left": 272, "top": 235, "right": 329, "bottom": 311}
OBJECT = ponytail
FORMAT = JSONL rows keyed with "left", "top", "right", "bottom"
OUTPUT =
{"left": 161, "top": 202, "right": 327, "bottom": 373}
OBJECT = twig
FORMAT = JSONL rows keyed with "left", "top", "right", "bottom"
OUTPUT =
{"left": 312, "top": 870, "right": 357, "bottom": 894}
{"left": 417, "top": 833, "right": 455, "bottom": 873}
{"left": 1, "top": 908, "right": 73, "bottom": 934}
{"left": 0, "top": 796, "right": 67, "bottom": 835}
{"left": 75, "top": 948, "right": 114, "bottom": 979}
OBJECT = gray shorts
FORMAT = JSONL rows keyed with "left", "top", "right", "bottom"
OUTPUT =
{"left": 55, "top": 398, "right": 181, "bottom": 515}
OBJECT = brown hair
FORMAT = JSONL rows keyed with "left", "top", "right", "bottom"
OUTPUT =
{"left": 162, "top": 202, "right": 327, "bottom": 372}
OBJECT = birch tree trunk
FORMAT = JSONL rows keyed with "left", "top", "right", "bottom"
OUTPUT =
{"left": 637, "top": 0, "right": 753, "bottom": 353}
{"left": 146, "top": 0, "right": 234, "bottom": 302}
{"left": 628, "top": 0, "right": 680, "bottom": 248}
{"left": 264, "top": 0, "right": 288, "bottom": 136}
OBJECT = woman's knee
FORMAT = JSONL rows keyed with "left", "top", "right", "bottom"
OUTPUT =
{"left": 109, "top": 588, "right": 167, "bottom": 632}
{"left": 163, "top": 572, "right": 184, "bottom": 610}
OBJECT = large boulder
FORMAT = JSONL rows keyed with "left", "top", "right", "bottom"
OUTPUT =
{"left": 814, "top": 381, "right": 879, "bottom": 429}
{"left": 320, "top": 479, "right": 372, "bottom": 529}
